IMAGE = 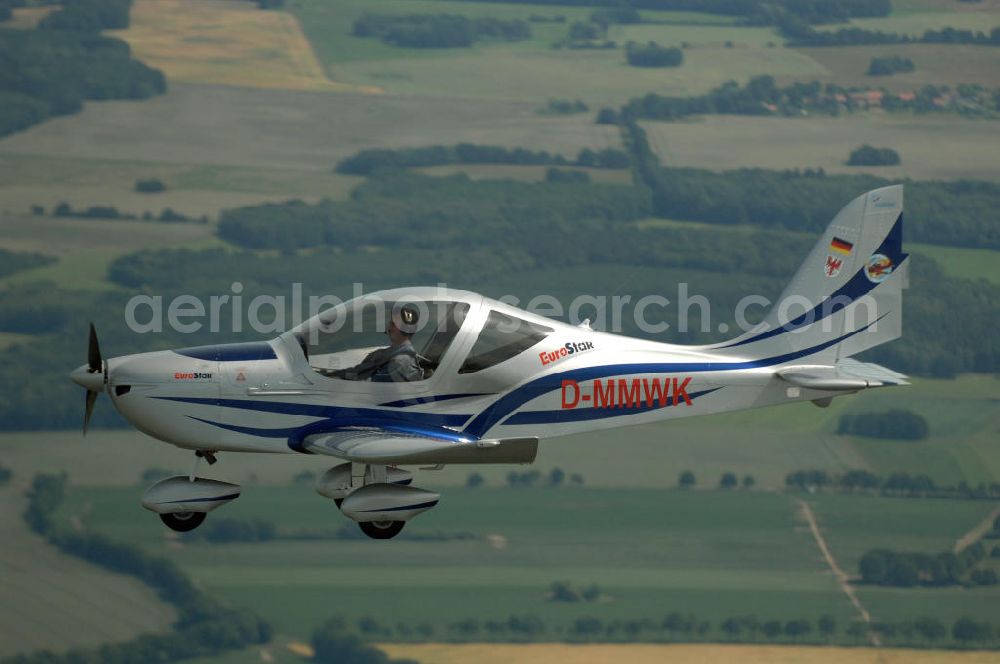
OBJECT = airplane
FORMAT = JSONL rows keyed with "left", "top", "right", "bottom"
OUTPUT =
{"left": 70, "top": 185, "right": 908, "bottom": 539}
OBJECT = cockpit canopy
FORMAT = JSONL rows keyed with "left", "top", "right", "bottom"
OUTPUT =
{"left": 287, "top": 288, "right": 555, "bottom": 382}
{"left": 293, "top": 294, "right": 470, "bottom": 379}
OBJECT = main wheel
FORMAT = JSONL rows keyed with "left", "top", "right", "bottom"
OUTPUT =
{"left": 358, "top": 520, "right": 405, "bottom": 540}
{"left": 160, "top": 511, "right": 206, "bottom": 532}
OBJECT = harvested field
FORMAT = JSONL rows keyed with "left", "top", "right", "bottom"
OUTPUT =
{"left": 113, "top": 0, "right": 375, "bottom": 93}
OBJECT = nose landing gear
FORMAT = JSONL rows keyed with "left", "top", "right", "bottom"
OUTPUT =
{"left": 160, "top": 511, "right": 207, "bottom": 532}
{"left": 142, "top": 451, "right": 238, "bottom": 533}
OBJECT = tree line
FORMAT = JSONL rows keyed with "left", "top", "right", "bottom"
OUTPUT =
{"left": 859, "top": 542, "right": 996, "bottom": 587}
{"left": 613, "top": 75, "right": 1000, "bottom": 122}
{"left": 44, "top": 201, "right": 202, "bottom": 223}
{"left": 780, "top": 15, "right": 1000, "bottom": 47}
{"left": 309, "top": 607, "right": 1000, "bottom": 650}
{"left": 786, "top": 468, "right": 1000, "bottom": 500}
{"left": 9, "top": 473, "right": 272, "bottom": 664}
{"left": 0, "top": 3, "right": 166, "bottom": 139}
{"left": 451, "top": 0, "right": 891, "bottom": 26}
{"left": 335, "top": 143, "right": 630, "bottom": 175}
{"left": 352, "top": 12, "right": 530, "bottom": 48}
{"left": 38, "top": 0, "right": 133, "bottom": 32}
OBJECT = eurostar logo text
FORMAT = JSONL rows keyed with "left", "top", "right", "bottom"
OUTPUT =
{"left": 174, "top": 372, "right": 213, "bottom": 380}
{"left": 539, "top": 341, "right": 595, "bottom": 366}
{"left": 560, "top": 376, "right": 692, "bottom": 409}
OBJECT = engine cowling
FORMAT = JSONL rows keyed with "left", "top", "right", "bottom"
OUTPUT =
{"left": 316, "top": 462, "right": 412, "bottom": 501}
{"left": 339, "top": 483, "right": 439, "bottom": 523}
{"left": 141, "top": 476, "right": 241, "bottom": 514}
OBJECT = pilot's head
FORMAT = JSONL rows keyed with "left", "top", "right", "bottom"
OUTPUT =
{"left": 387, "top": 304, "right": 419, "bottom": 345}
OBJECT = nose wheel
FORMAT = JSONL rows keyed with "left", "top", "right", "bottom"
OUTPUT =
{"left": 358, "top": 520, "right": 405, "bottom": 539}
{"left": 160, "top": 511, "right": 206, "bottom": 532}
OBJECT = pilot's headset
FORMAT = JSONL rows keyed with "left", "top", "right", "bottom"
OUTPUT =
{"left": 390, "top": 303, "right": 421, "bottom": 335}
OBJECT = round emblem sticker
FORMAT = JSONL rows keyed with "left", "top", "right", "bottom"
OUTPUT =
{"left": 865, "top": 253, "right": 893, "bottom": 283}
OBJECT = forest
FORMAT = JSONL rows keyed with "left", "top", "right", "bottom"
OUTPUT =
{"left": 0, "top": 0, "right": 166, "bottom": 138}
{"left": 625, "top": 41, "right": 684, "bottom": 67}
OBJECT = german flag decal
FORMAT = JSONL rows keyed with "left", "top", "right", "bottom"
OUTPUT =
{"left": 829, "top": 237, "right": 854, "bottom": 255}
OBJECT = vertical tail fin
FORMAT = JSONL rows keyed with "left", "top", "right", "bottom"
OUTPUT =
{"left": 718, "top": 185, "right": 908, "bottom": 362}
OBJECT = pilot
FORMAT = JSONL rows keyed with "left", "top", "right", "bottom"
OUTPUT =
{"left": 334, "top": 304, "right": 424, "bottom": 382}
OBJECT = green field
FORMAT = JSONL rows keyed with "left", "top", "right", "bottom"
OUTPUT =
{"left": 291, "top": 0, "right": 826, "bottom": 104}
{"left": 47, "top": 483, "right": 1000, "bottom": 648}
{"left": 0, "top": 212, "right": 225, "bottom": 291}
{"left": 641, "top": 114, "right": 1000, "bottom": 183}
{"left": 791, "top": 43, "right": 1000, "bottom": 91}
{"left": 51, "top": 485, "right": 853, "bottom": 637}
{"left": 0, "top": 487, "right": 175, "bottom": 659}
{"left": 816, "top": 10, "right": 1000, "bottom": 36}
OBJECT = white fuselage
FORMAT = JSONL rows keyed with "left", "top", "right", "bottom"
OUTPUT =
{"left": 104, "top": 289, "right": 842, "bottom": 455}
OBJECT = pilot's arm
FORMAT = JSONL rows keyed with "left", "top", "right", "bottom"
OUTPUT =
{"left": 329, "top": 348, "right": 389, "bottom": 381}
{"left": 373, "top": 353, "right": 424, "bottom": 382}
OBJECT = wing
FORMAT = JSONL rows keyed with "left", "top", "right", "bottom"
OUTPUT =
{"left": 302, "top": 426, "right": 538, "bottom": 465}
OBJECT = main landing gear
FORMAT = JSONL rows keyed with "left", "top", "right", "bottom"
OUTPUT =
{"left": 141, "top": 450, "right": 240, "bottom": 533}
{"left": 317, "top": 462, "right": 440, "bottom": 540}
{"left": 358, "top": 520, "right": 406, "bottom": 540}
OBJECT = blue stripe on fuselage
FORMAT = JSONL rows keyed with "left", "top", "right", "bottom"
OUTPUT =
{"left": 153, "top": 396, "right": 471, "bottom": 429}
{"left": 379, "top": 393, "right": 494, "bottom": 408}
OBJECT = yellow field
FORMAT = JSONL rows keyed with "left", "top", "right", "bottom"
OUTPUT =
{"left": 113, "top": 0, "right": 380, "bottom": 93}
{"left": 4, "top": 6, "right": 56, "bottom": 29}
{"left": 381, "top": 643, "right": 1000, "bottom": 664}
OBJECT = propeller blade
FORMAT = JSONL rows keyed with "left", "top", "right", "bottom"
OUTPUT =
{"left": 84, "top": 389, "right": 98, "bottom": 436}
{"left": 88, "top": 322, "right": 102, "bottom": 373}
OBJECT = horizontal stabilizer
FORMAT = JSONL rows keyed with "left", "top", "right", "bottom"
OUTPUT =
{"left": 778, "top": 358, "right": 908, "bottom": 391}
{"left": 302, "top": 427, "right": 538, "bottom": 465}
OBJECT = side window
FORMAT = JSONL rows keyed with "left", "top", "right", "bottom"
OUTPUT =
{"left": 459, "top": 311, "right": 552, "bottom": 374}
{"left": 417, "top": 302, "right": 469, "bottom": 369}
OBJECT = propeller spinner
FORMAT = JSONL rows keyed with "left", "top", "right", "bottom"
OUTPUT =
{"left": 69, "top": 323, "right": 106, "bottom": 435}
